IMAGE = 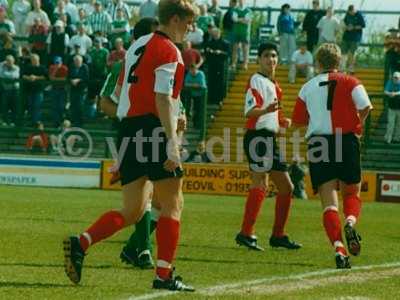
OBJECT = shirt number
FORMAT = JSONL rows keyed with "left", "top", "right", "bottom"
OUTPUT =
{"left": 319, "top": 80, "right": 337, "bottom": 111}
{"left": 127, "top": 45, "right": 146, "bottom": 84}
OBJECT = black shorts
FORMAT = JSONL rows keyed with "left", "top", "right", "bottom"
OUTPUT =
{"left": 308, "top": 133, "right": 361, "bottom": 192}
{"left": 243, "top": 128, "right": 288, "bottom": 173}
{"left": 118, "top": 114, "right": 183, "bottom": 186}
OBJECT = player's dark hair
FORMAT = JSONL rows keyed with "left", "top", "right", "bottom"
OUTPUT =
{"left": 133, "top": 17, "right": 159, "bottom": 40}
{"left": 158, "top": 0, "right": 198, "bottom": 26}
{"left": 257, "top": 42, "right": 279, "bottom": 57}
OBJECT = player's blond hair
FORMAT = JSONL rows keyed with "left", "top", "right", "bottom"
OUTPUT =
{"left": 158, "top": 0, "right": 198, "bottom": 25}
{"left": 315, "top": 43, "right": 342, "bottom": 70}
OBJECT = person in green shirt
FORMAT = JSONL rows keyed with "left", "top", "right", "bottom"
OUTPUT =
{"left": 231, "top": 0, "right": 252, "bottom": 70}
{"left": 110, "top": 7, "right": 130, "bottom": 47}
{"left": 196, "top": 4, "right": 214, "bottom": 34}
{"left": 88, "top": 37, "right": 109, "bottom": 105}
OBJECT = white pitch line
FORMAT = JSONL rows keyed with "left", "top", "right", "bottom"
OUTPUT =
{"left": 127, "top": 261, "right": 400, "bottom": 300}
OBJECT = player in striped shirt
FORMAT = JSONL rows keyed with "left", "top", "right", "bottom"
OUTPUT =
{"left": 236, "top": 42, "right": 302, "bottom": 252}
{"left": 292, "top": 43, "right": 372, "bottom": 268}
{"left": 63, "top": 0, "right": 197, "bottom": 292}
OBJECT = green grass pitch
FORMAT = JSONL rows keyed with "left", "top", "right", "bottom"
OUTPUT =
{"left": 1, "top": 185, "right": 400, "bottom": 299}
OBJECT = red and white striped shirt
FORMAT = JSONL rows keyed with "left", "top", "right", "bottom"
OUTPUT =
{"left": 244, "top": 72, "right": 285, "bottom": 132}
{"left": 117, "top": 31, "right": 185, "bottom": 120}
{"left": 292, "top": 72, "right": 372, "bottom": 138}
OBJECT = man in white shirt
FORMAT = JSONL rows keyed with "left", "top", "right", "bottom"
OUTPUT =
{"left": 12, "top": 0, "right": 31, "bottom": 36}
{"left": 64, "top": 0, "right": 79, "bottom": 24}
{"left": 289, "top": 43, "right": 314, "bottom": 83}
{"left": 69, "top": 23, "right": 92, "bottom": 55}
{"left": 25, "top": 0, "right": 50, "bottom": 32}
{"left": 185, "top": 23, "right": 203, "bottom": 47}
{"left": 317, "top": 7, "right": 340, "bottom": 44}
{"left": 139, "top": 0, "right": 158, "bottom": 19}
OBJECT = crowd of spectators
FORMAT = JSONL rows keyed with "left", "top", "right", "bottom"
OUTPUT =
{"left": 0, "top": 0, "right": 400, "bottom": 151}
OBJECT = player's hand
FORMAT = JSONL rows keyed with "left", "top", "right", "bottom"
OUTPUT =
{"left": 165, "top": 139, "right": 181, "bottom": 172}
{"left": 281, "top": 118, "right": 292, "bottom": 129}
{"left": 264, "top": 100, "right": 279, "bottom": 114}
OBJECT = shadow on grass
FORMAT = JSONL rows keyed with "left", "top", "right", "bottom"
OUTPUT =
{"left": 176, "top": 256, "right": 316, "bottom": 267}
{"left": 0, "top": 281, "right": 72, "bottom": 288}
{"left": 5, "top": 217, "right": 87, "bottom": 224}
{"left": 0, "top": 262, "right": 132, "bottom": 270}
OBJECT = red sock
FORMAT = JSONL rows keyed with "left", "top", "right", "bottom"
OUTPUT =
{"left": 323, "top": 208, "right": 346, "bottom": 254}
{"left": 272, "top": 193, "right": 292, "bottom": 237}
{"left": 240, "top": 187, "right": 266, "bottom": 236}
{"left": 343, "top": 195, "right": 361, "bottom": 225}
{"left": 79, "top": 210, "right": 125, "bottom": 252}
{"left": 156, "top": 217, "right": 180, "bottom": 280}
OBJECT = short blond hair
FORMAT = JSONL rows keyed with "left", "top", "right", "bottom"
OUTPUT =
{"left": 158, "top": 0, "right": 197, "bottom": 26}
{"left": 315, "top": 43, "right": 341, "bottom": 70}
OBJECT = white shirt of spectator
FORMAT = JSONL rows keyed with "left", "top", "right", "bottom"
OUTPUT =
{"left": 244, "top": 73, "right": 280, "bottom": 132}
{"left": 291, "top": 49, "right": 313, "bottom": 65}
{"left": 296, "top": 73, "right": 371, "bottom": 138}
{"left": 25, "top": 10, "right": 51, "bottom": 30}
{"left": 12, "top": 0, "right": 31, "bottom": 24}
{"left": 69, "top": 33, "right": 93, "bottom": 55}
{"left": 139, "top": 0, "right": 158, "bottom": 19}
{"left": 65, "top": 1, "right": 79, "bottom": 24}
{"left": 185, "top": 27, "right": 204, "bottom": 46}
{"left": 317, "top": 16, "right": 340, "bottom": 42}
{"left": 0, "top": 19, "right": 16, "bottom": 35}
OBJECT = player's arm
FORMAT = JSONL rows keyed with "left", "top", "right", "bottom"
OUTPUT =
{"left": 351, "top": 84, "right": 373, "bottom": 125}
{"left": 291, "top": 96, "right": 309, "bottom": 128}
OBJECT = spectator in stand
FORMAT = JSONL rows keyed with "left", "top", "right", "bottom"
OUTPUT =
{"left": 110, "top": 7, "right": 130, "bottom": 46}
{"left": 87, "top": 2, "right": 111, "bottom": 37}
{"left": 64, "top": 0, "right": 79, "bottom": 25}
{"left": 41, "top": 0, "right": 55, "bottom": 26}
{"left": 302, "top": 0, "right": 325, "bottom": 52}
{"left": 384, "top": 72, "right": 400, "bottom": 144}
{"left": 289, "top": 42, "right": 314, "bottom": 84}
{"left": 59, "top": 13, "right": 75, "bottom": 37}
{"left": 12, "top": 0, "right": 31, "bottom": 37}
{"left": 185, "top": 22, "right": 203, "bottom": 49}
{"left": 277, "top": 3, "right": 296, "bottom": 64}
{"left": 53, "top": 0, "right": 71, "bottom": 26}
{"left": 47, "top": 20, "right": 69, "bottom": 63}
{"left": 19, "top": 46, "right": 31, "bottom": 73}
{"left": 88, "top": 37, "right": 109, "bottom": 108}
{"left": 107, "top": 37, "right": 125, "bottom": 68}
{"left": 384, "top": 28, "right": 400, "bottom": 83}
{"left": 0, "top": 32, "right": 18, "bottom": 63}
{"left": 184, "top": 63, "right": 207, "bottom": 131}
{"left": 49, "top": 56, "right": 68, "bottom": 127}
{"left": 22, "top": 54, "right": 47, "bottom": 125}
{"left": 204, "top": 27, "right": 230, "bottom": 105}
{"left": 208, "top": 0, "right": 223, "bottom": 28}
{"left": 28, "top": 17, "right": 48, "bottom": 64}
{"left": 25, "top": 0, "right": 50, "bottom": 33}
{"left": 77, "top": 8, "right": 92, "bottom": 35}
{"left": 197, "top": 4, "right": 214, "bottom": 34}
{"left": 222, "top": 0, "right": 237, "bottom": 46}
{"left": 68, "top": 54, "right": 89, "bottom": 127}
{"left": 82, "top": 0, "right": 96, "bottom": 16}
{"left": 26, "top": 121, "right": 49, "bottom": 154}
{"left": 0, "top": 55, "right": 19, "bottom": 127}
{"left": 187, "top": 141, "right": 211, "bottom": 163}
{"left": 317, "top": 6, "right": 340, "bottom": 44}
{"left": 92, "top": 30, "right": 109, "bottom": 49}
{"left": 0, "top": 6, "right": 15, "bottom": 37}
{"left": 50, "top": 119, "right": 77, "bottom": 153}
{"left": 341, "top": 5, "right": 365, "bottom": 74}
{"left": 139, "top": 0, "right": 157, "bottom": 19}
{"left": 231, "top": 0, "right": 252, "bottom": 70}
{"left": 69, "top": 23, "right": 92, "bottom": 56}
{"left": 108, "top": 0, "right": 131, "bottom": 21}
{"left": 182, "top": 40, "right": 203, "bottom": 73}
{"left": 0, "top": 0, "right": 7, "bottom": 10}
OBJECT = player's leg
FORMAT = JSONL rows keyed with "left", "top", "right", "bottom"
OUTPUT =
{"left": 319, "top": 180, "right": 350, "bottom": 269}
{"left": 152, "top": 177, "right": 193, "bottom": 291}
{"left": 121, "top": 183, "right": 155, "bottom": 269}
{"left": 268, "top": 170, "right": 301, "bottom": 249}
{"left": 236, "top": 171, "right": 267, "bottom": 251}
{"left": 63, "top": 176, "right": 149, "bottom": 284}
{"left": 340, "top": 181, "right": 362, "bottom": 257}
